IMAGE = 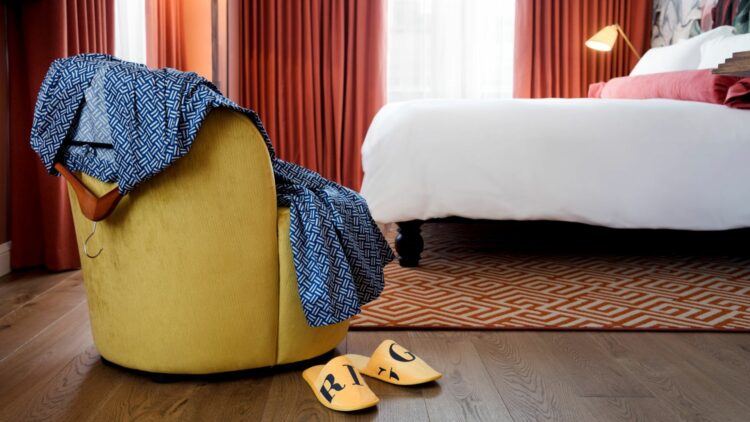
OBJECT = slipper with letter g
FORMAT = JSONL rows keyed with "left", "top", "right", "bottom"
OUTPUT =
{"left": 344, "top": 339, "right": 442, "bottom": 386}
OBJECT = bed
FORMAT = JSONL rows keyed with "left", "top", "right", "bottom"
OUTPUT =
{"left": 360, "top": 27, "right": 750, "bottom": 267}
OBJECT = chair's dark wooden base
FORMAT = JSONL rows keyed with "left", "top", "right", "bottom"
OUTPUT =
{"left": 99, "top": 348, "right": 337, "bottom": 384}
{"left": 395, "top": 220, "right": 424, "bottom": 267}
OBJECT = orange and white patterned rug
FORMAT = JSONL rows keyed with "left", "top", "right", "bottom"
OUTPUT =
{"left": 351, "top": 222, "right": 750, "bottom": 330}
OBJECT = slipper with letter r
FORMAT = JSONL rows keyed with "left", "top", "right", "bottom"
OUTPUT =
{"left": 344, "top": 339, "right": 442, "bottom": 386}
{"left": 302, "top": 355, "right": 379, "bottom": 412}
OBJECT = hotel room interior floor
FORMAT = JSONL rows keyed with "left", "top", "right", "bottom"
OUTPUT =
{"left": 0, "top": 270, "right": 749, "bottom": 421}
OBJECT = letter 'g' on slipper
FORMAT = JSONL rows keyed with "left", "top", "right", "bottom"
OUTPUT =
{"left": 345, "top": 340, "right": 442, "bottom": 386}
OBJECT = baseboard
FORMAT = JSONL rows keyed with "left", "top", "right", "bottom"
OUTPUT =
{"left": 0, "top": 242, "right": 11, "bottom": 277}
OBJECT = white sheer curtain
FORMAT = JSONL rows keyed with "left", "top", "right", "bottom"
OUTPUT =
{"left": 387, "top": 0, "right": 515, "bottom": 102}
{"left": 115, "top": 0, "right": 147, "bottom": 65}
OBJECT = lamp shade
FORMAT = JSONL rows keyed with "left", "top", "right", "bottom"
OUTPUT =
{"left": 585, "top": 25, "right": 618, "bottom": 52}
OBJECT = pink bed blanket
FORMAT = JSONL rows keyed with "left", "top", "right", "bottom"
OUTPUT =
{"left": 588, "top": 69, "right": 749, "bottom": 109}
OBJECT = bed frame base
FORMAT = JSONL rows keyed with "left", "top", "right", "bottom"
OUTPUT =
{"left": 394, "top": 217, "right": 750, "bottom": 268}
{"left": 395, "top": 220, "right": 424, "bottom": 267}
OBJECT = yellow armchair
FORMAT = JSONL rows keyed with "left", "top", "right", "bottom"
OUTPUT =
{"left": 66, "top": 109, "right": 349, "bottom": 375}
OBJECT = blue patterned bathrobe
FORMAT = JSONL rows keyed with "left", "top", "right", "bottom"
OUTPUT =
{"left": 30, "top": 54, "right": 394, "bottom": 327}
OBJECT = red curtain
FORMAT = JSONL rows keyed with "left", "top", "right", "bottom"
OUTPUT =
{"left": 514, "top": 0, "right": 652, "bottom": 98}
{"left": 145, "top": 0, "right": 184, "bottom": 69}
{"left": 144, "top": 1, "right": 217, "bottom": 87}
{"left": 235, "top": 0, "right": 387, "bottom": 190}
{"left": 6, "top": 0, "right": 114, "bottom": 270}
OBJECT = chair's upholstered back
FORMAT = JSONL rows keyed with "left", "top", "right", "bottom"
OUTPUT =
{"left": 67, "top": 109, "right": 347, "bottom": 374}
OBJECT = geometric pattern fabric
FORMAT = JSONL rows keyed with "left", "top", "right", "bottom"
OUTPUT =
{"left": 352, "top": 223, "right": 750, "bottom": 330}
{"left": 31, "top": 54, "right": 392, "bottom": 327}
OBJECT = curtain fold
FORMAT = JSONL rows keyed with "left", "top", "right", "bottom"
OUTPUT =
{"left": 145, "top": 0, "right": 184, "bottom": 69}
{"left": 234, "top": 0, "right": 387, "bottom": 190}
{"left": 514, "top": 0, "right": 652, "bottom": 98}
{"left": 7, "top": 0, "right": 114, "bottom": 270}
{"left": 144, "top": 1, "right": 216, "bottom": 86}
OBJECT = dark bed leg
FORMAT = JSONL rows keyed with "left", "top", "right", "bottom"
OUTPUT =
{"left": 396, "top": 220, "right": 424, "bottom": 267}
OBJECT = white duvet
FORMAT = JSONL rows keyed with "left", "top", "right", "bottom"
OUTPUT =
{"left": 360, "top": 98, "right": 750, "bottom": 230}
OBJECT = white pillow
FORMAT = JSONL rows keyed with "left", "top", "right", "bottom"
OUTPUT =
{"left": 630, "top": 26, "right": 736, "bottom": 76}
{"left": 699, "top": 33, "right": 750, "bottom": 69}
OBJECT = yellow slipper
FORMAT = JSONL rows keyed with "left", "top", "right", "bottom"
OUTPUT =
{"left": 344, "top": 340, "right": 442, "bottom": 386}
{"left": 302, "top": 355, "right": 380, "bottom": 412}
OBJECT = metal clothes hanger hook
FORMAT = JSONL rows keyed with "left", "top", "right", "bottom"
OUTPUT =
{"left": 84, "top": 221, "right": 103, "bottom": 259}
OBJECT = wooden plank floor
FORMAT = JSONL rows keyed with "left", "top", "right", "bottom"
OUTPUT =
{"left": 1, "top": 270, "right": 749, "bottom": 422}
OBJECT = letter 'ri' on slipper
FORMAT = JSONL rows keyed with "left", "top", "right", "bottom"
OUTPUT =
{"left": 344, "top": 340, "right": 442, "bottom": 386}
{"left": 302, "top": 355, "right": 380, "bottom": 412}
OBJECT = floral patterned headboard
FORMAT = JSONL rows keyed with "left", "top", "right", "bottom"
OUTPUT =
{"left": 653, "top": 0, "right": 750, "bottom": 47}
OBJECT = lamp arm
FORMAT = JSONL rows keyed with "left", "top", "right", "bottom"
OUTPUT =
{"left": 615, "top": 24, "right": 641, "bottom": 59}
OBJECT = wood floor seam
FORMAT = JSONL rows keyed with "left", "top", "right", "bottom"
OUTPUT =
{"left": 471, "top": 335, "right": 519, "bottom": 422}
{"left": 0, "top": 298, "right": 87, "bottom": 365}
{"left": 0, "top": 271, "right": 80, "bottom": 319}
